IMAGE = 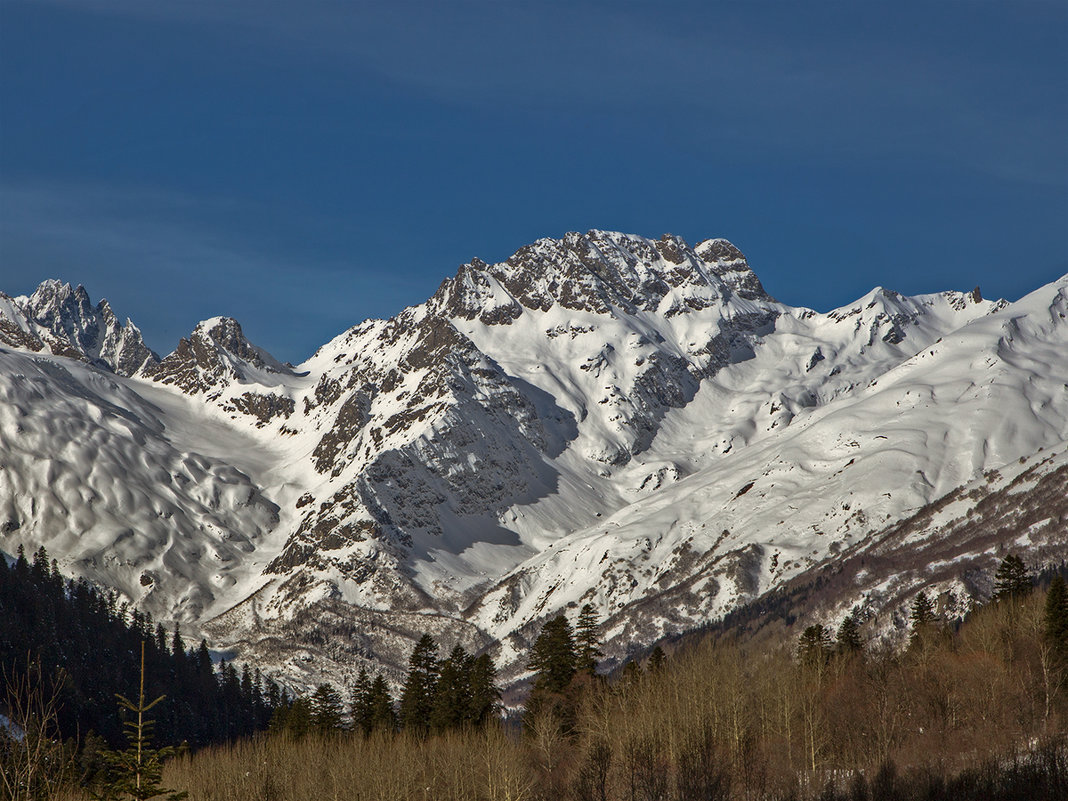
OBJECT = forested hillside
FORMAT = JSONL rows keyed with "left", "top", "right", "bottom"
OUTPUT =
{"left": 0, "top": 547, "right": 278, "bottom": 751}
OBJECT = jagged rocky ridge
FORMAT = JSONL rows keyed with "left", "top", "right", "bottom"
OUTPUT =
{"left": 1, "top": 230, "right": 1065, "bottom": 693}
{"left": 0, "top": 280, "right": 157, "bottom": 375}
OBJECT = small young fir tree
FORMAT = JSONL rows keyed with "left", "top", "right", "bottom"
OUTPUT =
{"left": 96, "top": 641, "right": 186, "bottom": 801}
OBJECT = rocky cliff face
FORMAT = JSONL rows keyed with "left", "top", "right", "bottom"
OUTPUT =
{"left": 141, "top": 316, "right": 295, "bottom": 399}
{"left": 1, "top": 231, "right": 1062, "bottom": 695}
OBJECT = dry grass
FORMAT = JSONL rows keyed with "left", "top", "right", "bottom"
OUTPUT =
{"left": 155, "top": 727, "right": 536, "bottom": 801}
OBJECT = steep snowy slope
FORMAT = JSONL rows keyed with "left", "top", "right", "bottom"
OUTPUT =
{"left": 679, "top": 439, "right": 1068, "bottom": 654}
{"left": 241, "top": 232, "right": 1001, "bottom": 621}
{"left": 469, "top": 276, "right": 1068, "bottom": 672}
{"left": 0, "top": 231, "right": 1062, "bottom": 693}
{"left": 0, "top": 347, "right": 280, "bottom": 622}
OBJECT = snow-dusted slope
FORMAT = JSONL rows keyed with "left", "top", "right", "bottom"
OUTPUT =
{"left": 696, "top": 438, "right": 1068, "bottom": 654}
{"left": 0, "top": 231, "right": 1063, "bottom": 692}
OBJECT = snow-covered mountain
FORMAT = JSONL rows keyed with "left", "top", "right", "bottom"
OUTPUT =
{"left": 1, "top": 230, "right": 1065, "bottom": 692}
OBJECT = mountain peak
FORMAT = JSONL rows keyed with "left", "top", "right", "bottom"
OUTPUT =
{"left": 434, "top": 230, "right": 771, "bottom": 323}
{"left": 0, "top": 279, "right": 158, "bottom": 375}
{"left": 142, "top": 315, "right": 289, "bottom": 395}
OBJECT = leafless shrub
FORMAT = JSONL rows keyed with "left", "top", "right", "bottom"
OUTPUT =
{"left": 0, "top": 659, "right": 74, "bottom": 801}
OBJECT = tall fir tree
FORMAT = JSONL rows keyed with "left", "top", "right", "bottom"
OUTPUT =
{"left": 367, "top": 675, "right": 397, "bottom": 733}
{"left": 154, "top": 624, "right": 167, "bottom": 658}
{"left": 993, "top": 554, "right": 1032, "bottom": 601}
{"left": 170, "top": 624, "right": 185, "bottom": 662}
{"left": 350, "top": 668, "right": 373, "bottom": 736}
{"left": 467, "top": 653, "right": 500, "bottom": 727}
{"left": 528, "top": 615, "right": 577, "bottom": 694}
{"left": 575, "top": 603, "right": 602, "bottom": 674}
{"left": 1045, "top": 574, "right": 1068, "bottom": 665}
{"left": 399, "top": 634, "right": 439, "bottom": 735}
{"left": 429, "top": 645, "right": 472, "bottom": 733}
{"left": 310, "top": 683, "right": 345, "bottom": 733}
{"left": 525, "top": 614, "right": 579, "bottom": 731}
{"left": 195, "top": 640, "right": 212, "bottom": 678}
{"left": 836, "top": 614, "right": 864, "bottom": 655}
{"left": 910, "top": 592, "right": 936, "bottom": 626}
{"left": 797, "top": 624, "right": 832, "bottom": 668}
{"left": 909, "top": 592, "right": 938, "bottom": 649}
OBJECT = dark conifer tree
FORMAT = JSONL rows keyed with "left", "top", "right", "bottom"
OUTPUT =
{"left": 528, "top": 615, "right": 577, "bottom": 694}
{"left": 266, "top": 679, "right": 283, "bottom": 715}
{"left": 909, "top": 592, "right": 938, "bottom": 649}
{"left": 219, "top": 662, "right": 242, "bottom": 739}
{"left": 910, "top": 593, "right": 936, "bottom": 626}
{"left": 240, "top": 664, "right": 253, "bottom": 699}
{"left": 399, "top": 634, "right": 439, "bottom": 734}
{"left": 836, "top": 614, "right": 864, "bottom": 655}
{"left": 268, "top": 699, "right": 289, "bottom": 733}
{"left": 647, "top": 645, "right": 666, "bottom": 672}
{"left": 430, "top": 644, "right": 472, "bottom": 733}
{"left": 195, "top": 640, "right": 212, "bottom": 677}
{"left": 467, "top": 653, "right": 501, "bottom": 727}
{"left": 368, "top": 675, "right": 397, "bottom": 733}
{"left": 311, "top": 683, "right": 345, "bottom": 733}
{"left": 170, "top": 623, "right": 185, "bottom": 660}
{"left": 1045, "top": 574, "right": 1068, "bottom": 664}
{"left": 575, "top": 603, "right": 602, "bottom": 674}
{"left": 993, "top": 554, "right": 1032, "bottom": 601}
{"left": 797, "top": 624, "right": 832, "bottom": 667}
{"left": 282, "top": 696, "right": 313, "bottom": 737}
{"left": 252, "top": 669, "right": 267, "bottom": 728}
{"left": 31, "top": 546, "right": 49, "bottom": 580}
{"left": 13, "top": 543, "right": 29, "bottom": 578}
{"left": 350, "top": 668, "right": 373, "bottom": 736}
{"left": 525, "top": 614, "right": 579, "bottom": 731}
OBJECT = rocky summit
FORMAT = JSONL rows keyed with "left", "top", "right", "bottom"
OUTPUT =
{"left": 1, "top": 230, "right": 1066, "bottom": 692}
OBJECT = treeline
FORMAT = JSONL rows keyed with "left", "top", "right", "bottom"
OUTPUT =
{"left": 0, "top": 546, "right": 280, "bottom": 751}
{"left": 270, "top": 634, "right": 501, "bottom": 738}
{"left": 157, "top": 556, "right": 1068, "bottom": 800}
{"left": 268, "top": 603, "right": 598, "bottom": 741}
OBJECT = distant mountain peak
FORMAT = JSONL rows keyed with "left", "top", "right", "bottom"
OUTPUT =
{"left": 0, "top": 279, "right": 158, "bottom": 375}
{"left": 433, "top": 230, "right": 771, "bottom": 323}
{"left": 192, "top": 317, "right": 281, "bottom": 370}
{"left": 142, "top": 315, "right": 290, "bottom": 395}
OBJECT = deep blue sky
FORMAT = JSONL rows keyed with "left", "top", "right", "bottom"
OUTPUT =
{"left": 1, "top": 0, "right": 1066, "bottom": 363}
